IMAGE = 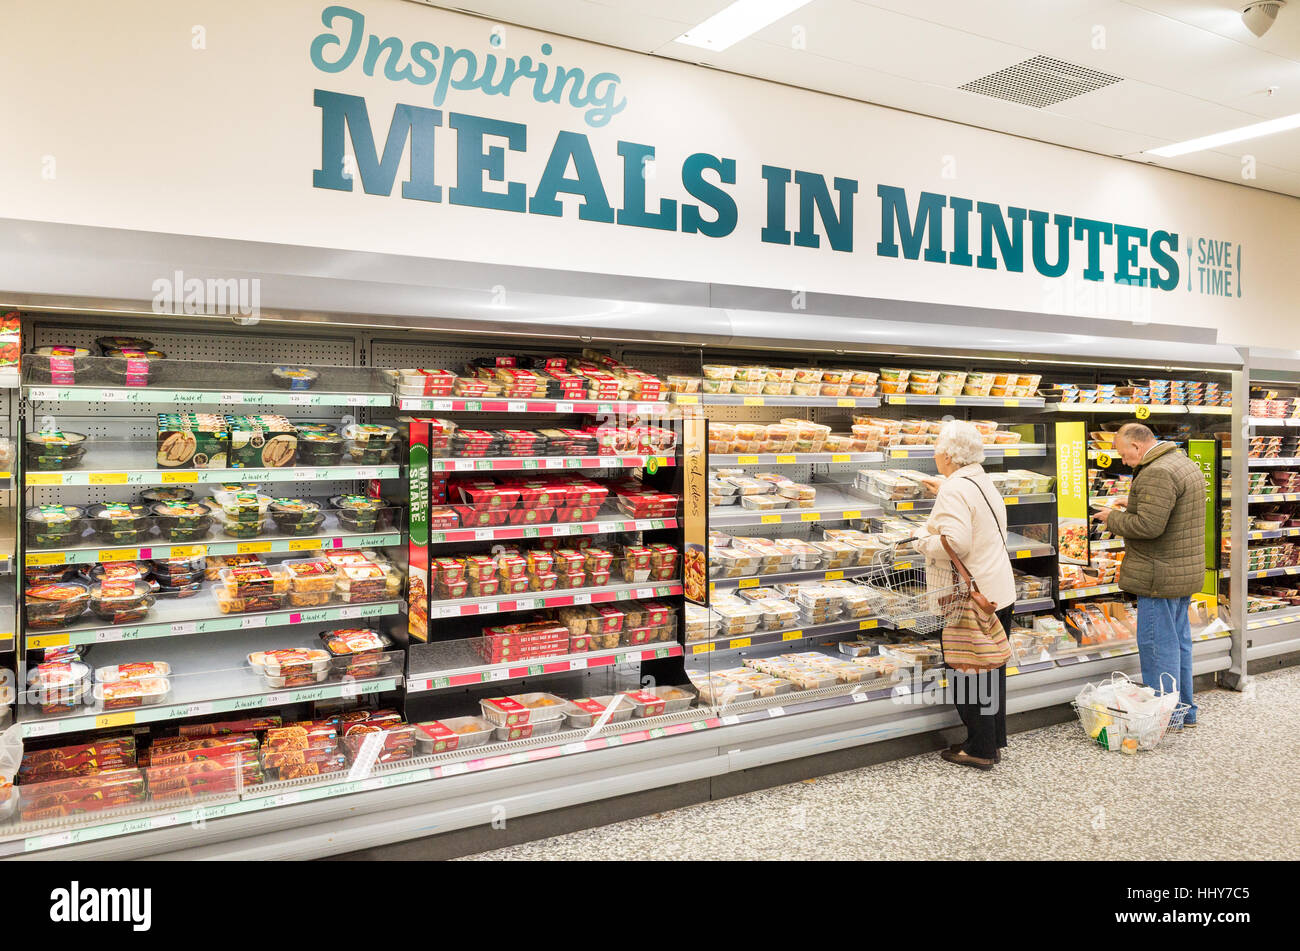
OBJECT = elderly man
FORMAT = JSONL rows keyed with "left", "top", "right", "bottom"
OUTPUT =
{"left": 1092, "top": 422, "right": 1206, "bottom": 725}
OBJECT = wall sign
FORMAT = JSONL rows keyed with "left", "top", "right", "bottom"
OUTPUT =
{"left": 1, "top": 0, "right": 1291, "bottom": 337}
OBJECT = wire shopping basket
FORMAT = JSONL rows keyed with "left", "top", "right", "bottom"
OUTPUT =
{"left": 858, "top": 539, "right": 971, "bottom": 634}
{"left": 1071, "top": 673, "right": 1191, "bottom": 752}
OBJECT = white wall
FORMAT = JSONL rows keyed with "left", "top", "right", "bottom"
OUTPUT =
{"left": 1, "top": 0, "right": 1295, "bottom": 344}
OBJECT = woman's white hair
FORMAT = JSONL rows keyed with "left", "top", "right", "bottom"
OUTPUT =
{"left": 935, "top": 419, "right": 986, "bottom": 467}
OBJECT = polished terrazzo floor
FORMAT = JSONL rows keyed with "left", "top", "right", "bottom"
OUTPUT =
{"left": 459, "top": 666, "right": 1300, "bottom": 861}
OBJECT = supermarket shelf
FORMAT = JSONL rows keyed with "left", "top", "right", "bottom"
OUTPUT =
{"left": 1247, "top": 456, "right": 1300, "bottom": 467}
{"left": 883, "top": 444, "right": 1047, "bottom": 460}
{"left": 2, "top": 627, "right": 1236, "bottom": 860}
{"left": 872, "top": 492, "right": 1055, "bottom": 514}
{"left": 708, "top": 487, "right": 880, "bottom": 528}
{"left": 1247, "top": 527, "right": 1300, "bottom": 541}
{"left": 0, "top": 587, "right": 14, "bottom": 653}
{"left": 24, "top": 596, "right": 403, "bottom": 650}
{"left": 1058, "top": 583, "right": 1123, "bottom": 600}
{"left": 1052, "top": 403, "right": 1231, "bottom": 416}
{"left": 709, "top": 563, "right": 894, "bottom": 594}
{"left": 1012, "top": 597, "right": 1056, "bottom": 614}
{"left": 397, "top": 397, "right": 670, "bottom": 415}
{"left": 1223, "top": 565, "right": 1300, "bottom": 580}
{"left": 883, "top": 394, "right": 1044, "bottom": 408}
{"left": 710, "top": 451, "right": 884, "bottom": 467}
{"left": 1052, "top": 643, "right": 1139, "bottom": 665}
{"left": 1006, "top": 533, "right": 1054, "bottom": 559}
{"left": 1246, "top": 606, "right": 1300, "bottom": 630}
{"left": 429, "top": 453, "right": 674, "bottom": 473}
{"left": 17, "top": 629, "right": 404, "bottom": 739}
{"left": 1246, "top": 492, "right": 1300, "bottom": 504}
{"left": 406, "top": 642, "right": 682, "bottom": 693}
{"left": 26, "top": 383, "right": 391, "bottom": 407}
{"left": 1247, "top": 417, "right": 1300, "bottom": 427}
{"left": 428, "top": 515, "right": 676, "bottom": 545}
{"left": 26, "top": 452, "right": 398, "bottom": 487}
{"left": 685, "top": 616, "right": 891, "bottom": 656}
{"left": 25, "top": 518, "right": 402, "bottom": 567}
{"left": 673, "top": 394, "right": 880, "bottom": 408}
{"left": 429, "top": 582, "right": 681, "bottom": 620}
{"left": 1091, "top": 538, "right": 1126, "bottom": 550}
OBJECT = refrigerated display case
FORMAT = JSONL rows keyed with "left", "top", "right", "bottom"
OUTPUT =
{"left": 0, "top": 279, "right": 1250, "bottom": 859}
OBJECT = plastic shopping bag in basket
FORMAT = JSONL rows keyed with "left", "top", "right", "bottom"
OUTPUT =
{"left": 1116, "top": 674, "right": 1180, "bottom": 750}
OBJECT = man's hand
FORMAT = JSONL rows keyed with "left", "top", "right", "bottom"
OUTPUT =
{"left": 1092, "top": 507, "right": 1113, "bottom": 525}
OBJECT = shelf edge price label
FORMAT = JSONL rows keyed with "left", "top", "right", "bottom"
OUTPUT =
{"left": 161, "top": 471, "right": 197, "bottom": 484}
{"left": 782, "top": 630, "right": 803, "bottom": 641}
{"left": 836, "top": 398, "right": 855, "bottom": 407}
{"left": 1135, "top": 405, "right": 1152, "bottom": 420}
{"left": 939, "top": 396, "right": 956, "bottom": 406}
{"left": 27, "top": 472, "right": 62, "bottom": 486}
{"left": 759, "top": 514, "right": 781, "bottom": 524}
{"left": 236, "top": 542, "right": 272, "bottom": 554}
{"left": 89, "top": 472, "right": 129, "bottom": 485}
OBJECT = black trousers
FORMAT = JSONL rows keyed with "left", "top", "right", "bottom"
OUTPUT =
{"left": 951, "top": 604, "right": 1012, "bottom": 760}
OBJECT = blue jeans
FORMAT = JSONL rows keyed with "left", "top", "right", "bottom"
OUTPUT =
{"left": 1136, "top": 596, "right": 1197, "bottom": 723}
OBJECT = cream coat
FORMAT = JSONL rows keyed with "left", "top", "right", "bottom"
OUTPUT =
{"left": 913, "top": 463, "right": 1018, "bottom": 611}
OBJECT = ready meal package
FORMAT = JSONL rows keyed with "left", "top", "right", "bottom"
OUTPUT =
{"left": 226, "top": 414, "right": 298, "bottom": 468}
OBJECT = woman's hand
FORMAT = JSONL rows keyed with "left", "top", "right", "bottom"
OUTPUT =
{"left": 920, "top": 477, "right": 943, "bottom": 496}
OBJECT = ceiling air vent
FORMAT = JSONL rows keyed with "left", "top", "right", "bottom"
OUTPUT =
{"left": 959, "top": 55, "right": 1123, "bottom": 108}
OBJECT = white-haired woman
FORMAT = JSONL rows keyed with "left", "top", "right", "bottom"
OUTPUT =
{"left": 913, "top": 419, "right": 1016, "bottom": 771}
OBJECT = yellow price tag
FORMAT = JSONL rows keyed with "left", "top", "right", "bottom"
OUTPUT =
{"left": 1003, "top": 399, "right": 1020, "bottom": 407}
{"left": 1096, "top": 453, "right": 1113, "bottom": 469}
{"left": 1015, "top": 549, "right": 1031, "bottom": 559}
{"left": 775, "top": 455, "right": 797, "bottom": 464}
{"left": 26, "top": 552, "right": 66, "bottom": 566}
{"left": 825, "top": 570, "right": 844, "bottom": 580}
{"left": 890, "top": 449, "right": 908, "bottom": 458}
{"left": 800, "top": 512, "right": 819, "bottom": 521}
{"left": 831, "top": 454, "right": 850, "bottom": 463}
{"left": 27, "top": 633, "right": 70, "bottom": 649}
{"left": 97, "top": 549, "right": 139, "bottom": 562}
{"left": 897, "top": 502, "right": 913, "bottom": 511}
{"left": 730, "top": 638, "right": 751, "bottom": 650}
{"left": 760, "top": 514, "right": 781, "bottom": 524}
{"left": 27, "top": 472, "right": 62, "bottom": 486}
{"left": 676, "top": 394, "right": 699, "bottom": 405}
{"left": 168, "top": 545, "right": 205, "bottom": 558}
{"left": 782, "top": 630, "right": 804, "bottom": 641}
{"left": 95, "top": 712, "right": 136, "bottom": 729}
{"left": 236, "top": 542, "right": 272, "bottom": 554}
{"left": 843, "top": 510, "right": 862, "bottom": 519}
{"left": 742, "top": 396, "right": 764, "bottom": 406}
{"left": 738, "top": 578, "right": 759, "bottom": 588}
{"left": 836, "top": 398, "right": 855, "bottom": 407}
{"left": 1004, "top": 447, "right": 1021, "bottom": 457}
{"left": 89, "top": 472, "right": 130, "bottom": 485}
{"left": 1006, "top": 666, "right": 1020, "bottom": 676}
{"left": 161, "top": 471, "right": 198, "bottom": 483}
{"left": 691, "top": 643, "right": 714, "bottom": 655}
{"left": 1005, "top": 497, "right": 1019, "bottom": 505}
{"left": 939, "top": 397, "right": 956, "bottom": 406}
{"left": 288, "top": 538, "right": 324, "bottom": 551}
{"left": 1135, "top": 405, "right": 1151, "bottom": 420}
{"left": 891, "top": 396, "right": 908, "bottom": 405}
{"left": 859, "top": 619, "right": 878, "bottom": 630}
{"left": 736, "top": 455, "right": 759, "bottom": 465}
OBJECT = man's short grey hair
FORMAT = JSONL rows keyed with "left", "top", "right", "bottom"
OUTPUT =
{"left": 935, "top": 420, "right": 986, "bottom": 467}
{"left": 1117, "top": 422, "right": 1156, "bottom": 443}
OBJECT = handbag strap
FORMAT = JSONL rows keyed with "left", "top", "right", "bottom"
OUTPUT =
{"left": 939, "top": 535, "right": 995, "bottom": 614}
{"left": 963, "top": 475, "right": 1006, "bottom": 543}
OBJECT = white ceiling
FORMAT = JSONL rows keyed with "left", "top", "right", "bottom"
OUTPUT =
{"left": 428, "top": 0, "right": 1300, "bottom": 197}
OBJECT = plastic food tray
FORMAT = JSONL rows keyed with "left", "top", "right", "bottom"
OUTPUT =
{"left": 414, "top": 717, "right": 494, "bottom": 754}
{"left": 645, "top": 684, "right": 697, "bottom": 714}
{"left": 492, "top": 718, "right": 562, "bottom": 743}
{"left": 562, "top": 695, "right": 635, "bottom": 729}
